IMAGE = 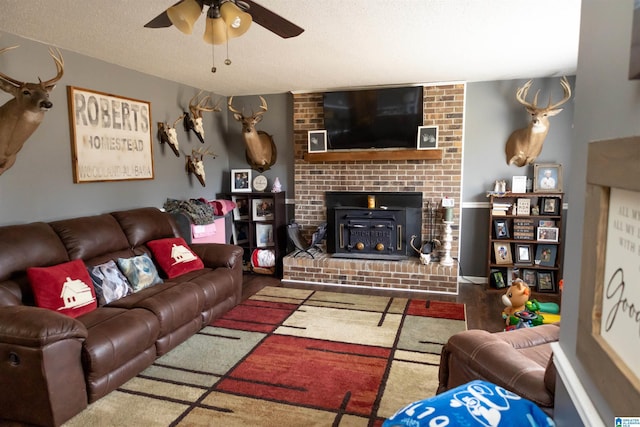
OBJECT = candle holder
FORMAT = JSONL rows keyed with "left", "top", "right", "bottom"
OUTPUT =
{"left": 440, "top": 220, "right": 455, "bottom": 267}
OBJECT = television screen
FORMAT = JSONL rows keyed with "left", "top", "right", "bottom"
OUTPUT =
{"left": 323, "top": 86, "right": 423, "bottom": 150}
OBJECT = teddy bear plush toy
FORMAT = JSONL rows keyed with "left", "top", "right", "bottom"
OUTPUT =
{"left": 501, "top": 279, "right": 531, "bottom": 325}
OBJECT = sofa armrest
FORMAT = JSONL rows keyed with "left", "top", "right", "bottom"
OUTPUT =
{"left": 0, "top": 306, "right": 87, "bottom": 347}
{"left": 438, "top": 328, "right": 556, "bottom": 407}
{"left": 190, "top": 243, "right": 244, "bottom": 270}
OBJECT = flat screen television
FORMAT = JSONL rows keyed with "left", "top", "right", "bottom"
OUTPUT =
{"left": 323, "top": 86, "right": 423, "bottom": 150}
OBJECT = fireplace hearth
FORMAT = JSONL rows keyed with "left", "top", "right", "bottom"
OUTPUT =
{"left": 326, "top": 191, "right": 422, "bottom": 260}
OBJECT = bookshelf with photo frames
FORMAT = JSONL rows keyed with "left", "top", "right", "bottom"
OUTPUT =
{"left": 487, "top": 192, "right": 564, "bottom": 294}
{"left": 218, "top": 191, "right": 287, "bottom": 277}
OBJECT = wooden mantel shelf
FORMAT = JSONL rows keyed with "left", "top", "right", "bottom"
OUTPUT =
{"left": 303, "top": 149, "right": 443, "bottom": 162}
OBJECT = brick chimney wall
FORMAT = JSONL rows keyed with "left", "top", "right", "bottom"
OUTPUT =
{"left": 289, "top": 83, "right": 465, "bottom": 292}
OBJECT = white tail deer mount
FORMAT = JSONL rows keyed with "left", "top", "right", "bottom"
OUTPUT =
{"left": 0, "top": 45, "right": 64, "bottom": 175}
{"left": 158, "top": 114, "right": 184, "bottom": 157}
{"left": 183, "top": 91, "right": 221, "bottom": 144}
{"left": 228, "top": 96, "right": 277, "bottom": 173}
{"left": 185, "top": 146, "right": 216, "bottom": 187}
{"left": 505, "top": 76, "right": 571, "bottom": 167}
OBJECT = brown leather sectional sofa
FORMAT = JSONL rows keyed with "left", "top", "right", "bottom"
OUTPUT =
{"left": 437, "top": 323, "right": 560, "bottom": 414}
{"left": 0, "top": 207, "right": 244, "bottom": 426}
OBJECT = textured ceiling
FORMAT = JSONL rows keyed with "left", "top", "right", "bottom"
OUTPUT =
{"left": 0, "top": 0, "right": 581, "bottom": 96}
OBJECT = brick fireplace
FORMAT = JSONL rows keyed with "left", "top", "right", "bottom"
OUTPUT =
{"left": 283, "top": 83, "right": 464, "bottom": 294}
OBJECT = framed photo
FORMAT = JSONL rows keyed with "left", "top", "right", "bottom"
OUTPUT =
{"left": 252, "top": 198, "right": 274, "bottom": 221}
{"left": 490, "top": 269, "right": 506, "bottom": 289}
{"left": 417, "top": 126, "right": 438, "bottom": 150}
{"left": 521, "top": 269, "right": 537, "bottom": 288}
{"left": 533, "top": 163, "right": 562, "bottom": 192}
{"left": 493, "top": 219, "right": 510, "bottom": 239}
{"left": 231, "top": 196, "right": 249, "bottom": 220}
{"left": 255, "top": 223, "right": 274, "bottom": 247}
{"left": 576, "top": 138, "right": 640, "bottom": 415}
{"left": 514, "top": 244, "right": 533, "bottom": 265}
{"left": 493, "top": 242, "right": 512, "bottom": 265}
{"left": 540, "top": 197, "right": 560, "bottom": 215}
{"left": 308, "top": 130, "right": 328, "bottom": 153}
{"left": 536, "top": 271, "right": 555, "bottom": 292}
{"left": 536, "top": 226, "right": 559, "bottom": 242}
{"left": 511, "top": 175, "right": 527, "bottom": 193}
{"left": 516, "top": 198, "right": 531, "bottom": 216}
{"left": 538, "top": 219, "right": 555, "bottom": 227}
{"left": 231, "top": 223, "right": 249, "bottom": 245}
{"left": 535, "top": 244, "right": 557, "bottom": 267}
{"left": 231, "top": 169, "right": 252, "bottom": 192}
{"left": 67, "top": 86, "right": 154, "bottom": 183}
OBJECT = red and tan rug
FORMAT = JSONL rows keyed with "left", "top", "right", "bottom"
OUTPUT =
{"left": 64, "top": 287, "right": 466, "bottom": 426}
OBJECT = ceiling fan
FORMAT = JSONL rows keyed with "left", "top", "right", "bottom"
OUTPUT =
{"left": 144, "top": 0, "right": 304, "bottom": 40}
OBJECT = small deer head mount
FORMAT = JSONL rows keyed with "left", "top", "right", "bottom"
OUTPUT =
{"left": 505, "top": 76, "right": 571, "bottom": 167}
{"left": 157, "top": 114, "right": 184, "bottom": 157}
{"left": 183, "top": 91, "right": 221, "bottom": 144}
{"left": 0, "top": 45, "right": 64, "bottom": 175}
{"left": 185, "top": 146, "right": 216, "bottom": 187}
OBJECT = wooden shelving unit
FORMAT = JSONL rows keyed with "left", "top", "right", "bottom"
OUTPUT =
{"left": 487, "top": 192, "right": 564, "bottom": 294}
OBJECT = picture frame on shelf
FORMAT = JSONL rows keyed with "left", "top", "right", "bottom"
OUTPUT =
{"left": 308, "top": 130, "right": 328, "bottom": 153}
{"left": 521, "top": 269, "right": 538, "bottom": 289}
{"left": 538, "top": 219, "right": 555, "bottom": 227}
{"left": 541, "top": 197, "right": 561, "bottom": 215}
{"left": 231, "top": 169, "right": 252, "bottom": 192}
{"left": 514, "top": 244, "right": 533, "bottom": 265}
{"left": 537, "top": 271, "right": 555, "bottom": 292}
{"left": 535, "top": 244, "right": 557, "bottom": 267}
{"left": 417, "top": 126, "right": 438, "bottom": 150}
{"left": 516, "top": 198, "right": 531, "bottom": 215}
{"left": 490, "top": 269, "right": 506, "bottom": 289}
{"left": 533, "top": 163, "right": 562, "bottom": 192}
{"left": 231, "top": 223, "right": 249, "bottom": 245}
{"left": 537, "top": 226, "right": 559, "bottom": 242}
{"left": 231, "top": 196, "right": 250, "bottom": 220}
{"left": 255, "top": 223, "right": 274, "bottom": 247}
{"left": 511, "top": 176, "right": 527, "bottom": 193}
{"left": 252, "top": 198, "right": 274, "bottom": 221}
{"left": 493, "top": 219, "right": 510, "bottom": 239}
{"left": 493, "top": 242, "right": 513, "bottom": 265}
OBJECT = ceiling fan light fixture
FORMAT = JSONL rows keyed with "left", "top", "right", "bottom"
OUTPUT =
{"left": 220, "top": 1, "right": 252, "bottom": 38}
{"left": 167, "top": 0, "right": 202, "bottom": 35}
{"left": 203, "top": 7, "right": 228, "bottom": 45}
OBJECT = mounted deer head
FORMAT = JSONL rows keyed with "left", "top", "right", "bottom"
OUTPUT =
{"left": 183, "top": 91, "right": 221, "bottom": 143}
{"left": 185, "top": 146, "right": 216, "bottom": 187}
{"left": 158, "top": 114, "right": 184, "bottom": 157}
{"left": 505, "top": 76, "right": 571, "bottom": 167}
{"left": 228, "top": 96, "right": 277, "bottom": 172}
{"left": 0, "top": 45, "right": 64, "bottom": 175}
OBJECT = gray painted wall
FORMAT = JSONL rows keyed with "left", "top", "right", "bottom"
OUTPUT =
{"left": 554, "top": 1, "right": 640, "bottom": 424}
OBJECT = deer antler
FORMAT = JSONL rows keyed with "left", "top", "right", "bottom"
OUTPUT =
{"left": 255, "top": 95, "right": 268, "bottom": 117}
{"left": 546, "top": 76, "right": 572, "bottom": 110}
{"left": 0, "top": 46, "right": 64, "bottom": 88}
{"left": 227, "top": 96, "right": 242, "bottom": 115}
{"left": 193, "top": 146, "right": 216, "bottom": 158}
{"left": 189, "top": 91, "right": 220, "bottom": 117}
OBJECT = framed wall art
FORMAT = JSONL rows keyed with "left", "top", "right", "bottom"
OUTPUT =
{"left": 67, "top": 86, "right": 154, "bottom": 183}
{"left": 533, "top": 163, "right": 562, "bottom": 193}
{"left": 576, "top": 137, "right": 640, "bottom": 415}
{"left": 308, "top": 130, "right": 328, "bottom": 153}
{"left": 252, "top": 198, "right": 274, "bottom": 221}
{"left": 231, "top": 169, "right": 251, "bottom": 192}
{"left": 417, "top": 125, "right": 438, "bottom": 150}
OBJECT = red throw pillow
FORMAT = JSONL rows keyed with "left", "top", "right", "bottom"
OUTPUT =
{"left": 147, "top": 237, "right": 204, "bottom": 278}
{"left": 27, "top": 259, "right": 97, "bottom": 318}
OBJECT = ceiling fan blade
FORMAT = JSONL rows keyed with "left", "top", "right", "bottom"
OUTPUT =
{"left": 144, "top": 1, "right": 205, "bottom": 28}
{"left": 244, "top": 0, "right": 304, "bottom": 39}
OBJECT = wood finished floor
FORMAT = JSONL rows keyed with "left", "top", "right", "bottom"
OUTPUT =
{"left": 242, "top": 274, "right": 561, "bottom": 333}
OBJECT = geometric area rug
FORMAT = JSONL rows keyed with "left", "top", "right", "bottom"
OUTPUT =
{"left": 64, "top": 287, "right": 466, "bottom": 426}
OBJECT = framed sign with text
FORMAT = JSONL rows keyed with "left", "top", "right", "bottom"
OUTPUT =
{"left": 577, "top": 137, "right": 640, "bottom": 415}
{"left": 67, "top": 86, "right": 154, "bottom": 183}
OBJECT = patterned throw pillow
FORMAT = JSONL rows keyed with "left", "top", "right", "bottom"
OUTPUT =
{"left": 147, "top": 237, "right": 204, "bottom": 279}
{"left": 27, "top": 259, "right": 97, "bottom": 318}
{"left": 117, "top": 253, "right": 163, "bottom": 292}
{"left": 88, "top": 260, "right": 133, "bottom": 305}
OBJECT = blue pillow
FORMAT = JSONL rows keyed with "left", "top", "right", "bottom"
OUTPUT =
{"left": 88, "top": 260, "right": 133, "bottom": 305}
{"left": 117, "top": 253, "right": 163, "bottom": 292}
{"left": 384, "top": 380, "right": 555, "bottom": 427}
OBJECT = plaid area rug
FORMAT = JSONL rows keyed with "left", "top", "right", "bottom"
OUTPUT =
{"left": 64, "top": 287, "right": 466, "bottom": 426}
